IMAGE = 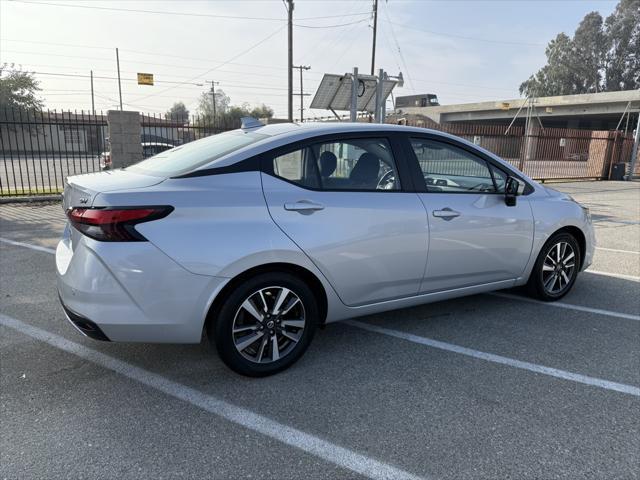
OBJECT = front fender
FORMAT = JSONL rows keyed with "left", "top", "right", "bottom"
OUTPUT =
{"left": 516, "top": 195, "right": 594, "bottom": 284}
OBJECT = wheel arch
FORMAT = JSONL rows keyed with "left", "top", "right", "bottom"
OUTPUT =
{"left": 552, "top": 225, "right": 586, "bottom": 270}
{"left": 204, "top": 262, "right": 329, "bottom": 331}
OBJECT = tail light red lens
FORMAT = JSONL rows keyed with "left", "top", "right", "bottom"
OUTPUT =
{"left": 67, "top": 206, "right": 173, "bottom": 241}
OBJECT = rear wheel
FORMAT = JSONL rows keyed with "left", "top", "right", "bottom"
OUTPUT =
{"left": 210, "top": 272, "right": 317, "bottom": 377}
{"left": 527, "top": 232, "right": 581, "bottom": 301}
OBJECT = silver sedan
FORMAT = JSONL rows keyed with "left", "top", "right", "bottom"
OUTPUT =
{"left": 57, "top": 121, "right": 595, "bottom": 376}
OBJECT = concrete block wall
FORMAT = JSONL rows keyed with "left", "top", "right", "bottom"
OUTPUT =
{"left": 107, "top": 110, "right": 143, "bottom": 169}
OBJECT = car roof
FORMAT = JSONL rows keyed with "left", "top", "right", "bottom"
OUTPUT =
{"left": 246, "top": 121, "right": 438, "bottom": 138}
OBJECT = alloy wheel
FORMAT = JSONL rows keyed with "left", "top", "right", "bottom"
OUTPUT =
{"left": 542, "top": 241, "right": 576, "bottom": 295}
{"left": 232, "top": 286, "right": 306, "bottom": 364}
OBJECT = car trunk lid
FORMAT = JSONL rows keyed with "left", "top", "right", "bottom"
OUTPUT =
{"left": 62, "top": 170, "right": 165, "bottom": 249}
{"left": 62, "top": 170, "right": 165, "bottom": 210}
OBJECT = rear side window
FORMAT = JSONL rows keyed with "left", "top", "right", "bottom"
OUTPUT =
{"left": 272, "top": 137, "right": 400, "bottom": 191}
{"left": 128, "top": 130, "right": 269, "bottom": 177}
{"left": 409, "top": 138, "right": 496, "bottom": 193}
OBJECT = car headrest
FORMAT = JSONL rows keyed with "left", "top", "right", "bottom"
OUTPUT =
{"left": 350, "top": 153, "right": 379, "bottom": 185}
{"left": 319, "top": 151, "right": 337, "bottom": 178}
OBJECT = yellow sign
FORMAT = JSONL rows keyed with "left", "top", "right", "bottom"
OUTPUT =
{"left": 137, "top": 73, "right": 154, "bottom": 86}
{"left": 500, "top": 102, "right": 510, "bottom": 111}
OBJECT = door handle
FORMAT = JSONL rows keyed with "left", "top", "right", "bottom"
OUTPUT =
{"left": 433, "top": 208, "right": 460, "bottom": 220}
{"left": 284, "top": 201, "right": 325, "bottom": 212}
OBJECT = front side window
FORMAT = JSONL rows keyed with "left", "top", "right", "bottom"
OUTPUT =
{"left": 272, "top": 137, "right": 400, "bottom": 191}
{"left": 410, "top": 138, "right": 496, "bottom": 193}
{"left": 490, "top": 164, "right": 508, "bottom": 193}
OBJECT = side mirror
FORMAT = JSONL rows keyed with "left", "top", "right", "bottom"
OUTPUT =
{"left": 505, "top": 177, "right": 525, "bottom": 207}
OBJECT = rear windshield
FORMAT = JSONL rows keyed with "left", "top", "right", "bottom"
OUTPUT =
{"left": 127, "top": 130, "right": 269, "bottom": 177}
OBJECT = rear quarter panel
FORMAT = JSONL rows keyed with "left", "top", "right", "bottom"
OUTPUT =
{"left": 93, "top": 172, "right": 346, "bottom": 318}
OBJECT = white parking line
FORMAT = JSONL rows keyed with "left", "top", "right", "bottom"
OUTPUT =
{"left": 596, "top": 247, "right": 640, "bottom": 255}
{"left": 490, "top": 292, "right": 640, "bottom": 322}
{"left": 0, "top": 237, "right": 56, "bottom": 255}
{"left": 347, "top": 320, "right": 640, "bottom": 397}
{"left": 586, "top": 270, "right": 640, "bottom": 282}
{"left": 0, "top": 314, "right": 428, "bottom": 480}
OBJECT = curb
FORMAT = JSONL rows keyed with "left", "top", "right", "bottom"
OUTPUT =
{"left": 0, "top": 195, "right": 62, "bottom": 204}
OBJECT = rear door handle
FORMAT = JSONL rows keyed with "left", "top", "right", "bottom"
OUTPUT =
{"left": 284, "top": 201, "right": 325, "bottom": 212}
{"left": 433, "top": 208, "right": 461, "bottom": 220}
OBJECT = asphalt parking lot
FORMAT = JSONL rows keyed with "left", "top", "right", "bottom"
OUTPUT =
{"left": 1, "top": 181, "right": 639, "bottom": 480}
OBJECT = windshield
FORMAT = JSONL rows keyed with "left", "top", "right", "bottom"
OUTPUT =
{"left": 127, "top": 130, "right": 269, "bottom": 176}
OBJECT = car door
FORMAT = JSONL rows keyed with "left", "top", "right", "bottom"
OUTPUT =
{"left": 405, "top": 136, "right": 534, "bottom": 293}
{"left": 261, "top": 134, "right": 429, "bottom": 307}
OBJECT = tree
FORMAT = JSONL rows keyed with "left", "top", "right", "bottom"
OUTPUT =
{"left": 520, "top": 33, "right": 581, "bottom": 96}
{"left": 196, "top": 88, "right": 230, "bottom": 120}
{"left": 0, "top": 65, "right": 43, "bottom": 110}
{"left": 249, "top": 104, "right": 274, "bottom": 119}
{"left": 520, "top": 0, "right": 639, "bottom": 96}
{"left": 195, "top": 89, "right": 275, "bottom": 128}
{"left": 605, "top": 0, "right": 640, "bottom": 91}
{"left": 166, "top": 101, "right": 189, "bottom": 122}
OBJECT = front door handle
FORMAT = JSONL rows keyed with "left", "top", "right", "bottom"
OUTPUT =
{"left": 433, "top": 208, "right": 461, "bottom": 220}
{"left": 284, "top": 201, "right": 325, "bottom": 212}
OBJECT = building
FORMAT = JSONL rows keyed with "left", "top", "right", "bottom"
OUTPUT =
{"left": 394, "top": 90, "right": 640, "bottom": 131}
{"left": 0, "top": 110, "right": 187, "bottom": 156}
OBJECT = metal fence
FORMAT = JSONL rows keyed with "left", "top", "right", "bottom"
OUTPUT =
{"left": 1, "top": 108, "right": 638, "bottom": 197}
{"left": 140, "top": 113, "right": 239, "bottom": 156}
{"left": 0, "top": 109, "right": 107, "bottom": 196}
{"left": 396, "top": 118, "right": 639, "bottom": 181}
{"left": 0, "top": 109, "right": 235, "bottom": 197}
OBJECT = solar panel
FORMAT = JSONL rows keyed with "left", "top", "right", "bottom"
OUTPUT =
{"left": 310, "top": 73, "right": 398, "bottom": 113}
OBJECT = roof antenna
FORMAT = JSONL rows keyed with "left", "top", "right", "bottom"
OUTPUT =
{"left": 240, "top": 117, "right": 264, "bottom": 130}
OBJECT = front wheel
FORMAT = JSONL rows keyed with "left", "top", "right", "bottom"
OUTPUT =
{"left": 210, "top": 272, "right": 317, "bottom": 377}
{"left": 527, "top": 232, "right": 581, "bottom": 301}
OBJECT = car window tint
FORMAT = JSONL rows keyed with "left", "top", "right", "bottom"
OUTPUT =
{"left": 314, "top": 138, "right": 400, "bottom": 191}
{"left": 410, "top": 138, "right": 496, "bottom": 193}
{"left": 273, "top": 148, "right": 320, "bottom": 188}
{"left": 272, "top": 138, "right": 400, "bottom": 191}
{"left": 490, "top": 164, "right": 508, "bottom": 193}
{"left": 128, "top": 130, "right": 269, "bottom": 176}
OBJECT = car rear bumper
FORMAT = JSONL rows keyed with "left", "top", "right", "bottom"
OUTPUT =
{"left": 56, "top": 225, "right": 228, "bottom": 343}
{"left": 59, "top": 294, "right": 111, "bottom": 341}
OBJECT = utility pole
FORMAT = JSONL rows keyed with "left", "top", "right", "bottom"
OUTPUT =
{"left": 350, "top": 67, "right": 359, "bottom": 122}
{"left": 208, "top": 80, "right": 220, "bottom": 128}
{"left": 370, "top": 0, "right": 378, "bottom": 75}
{"left": 374, "top": 68, "right": 384, "bottom": 123}
{"left": 287, "top": 0, "right": 294, "bottom": 122}
{"left": 115, "top": 48, "right": 123, "bottom": 110}
{"left": 293, "top": 65, "right": 310, "bottom": 122}
{"left": 628, "top": 111, "right": 640, "bottom": 181}
{"left": 90, "top": 70, "right": 95, "bottom": 115}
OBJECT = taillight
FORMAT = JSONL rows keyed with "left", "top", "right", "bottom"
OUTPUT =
{"left": 66, "top": 206, "right": 173, "bottom": 242}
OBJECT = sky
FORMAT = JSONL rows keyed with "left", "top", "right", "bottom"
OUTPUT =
{"left": 0, "top": 0, "right": 620, "bottom": 119}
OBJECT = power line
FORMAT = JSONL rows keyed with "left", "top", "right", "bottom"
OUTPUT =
{"left": 133, "top": 24, "right": 287, "bottom": 102}
{"left": 9, "top": 0, "right": 371, "bottom": 21}
{"left": 382, "top": 19, "right": 545, "bottom": 47}
{"left": 2, "top": 49, "right": 288, "bottom": 73}
{"left": 294, "top": 18, "right": 369, "bottom": 28}
{"left": 381, "top": 2, "right": 414, "bottom": 91}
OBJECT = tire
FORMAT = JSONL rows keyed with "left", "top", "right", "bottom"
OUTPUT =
{"left": 527, "top": 232, "right": 581, "bottom": 301}
{"left": 209, "top": 272, "right": 318, "bottom": 377}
